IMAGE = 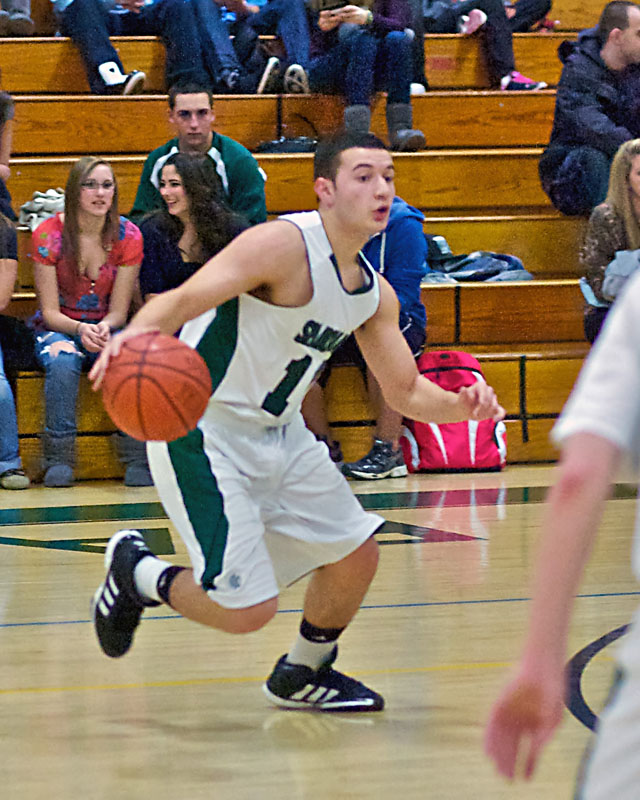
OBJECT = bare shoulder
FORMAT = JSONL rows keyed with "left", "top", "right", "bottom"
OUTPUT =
{"left": 228, "top": 219, "right": 307, "bottom": 280}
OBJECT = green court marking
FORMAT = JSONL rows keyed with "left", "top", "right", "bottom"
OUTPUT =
{"left": 0, "top": 502, "right": 166, "bottom": 527}
{"left": 0, "top": 528, "right": 175, "bottom": 555}
{"left": 0, "top": 483, "right": 636, "bottom": 528}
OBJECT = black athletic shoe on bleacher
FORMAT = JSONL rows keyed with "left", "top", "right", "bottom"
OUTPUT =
{"left": 92, "top": 530, "right": 159, "bottom": 658}
{"left": 263, "top": 647, "right": 384, "bottom": 712}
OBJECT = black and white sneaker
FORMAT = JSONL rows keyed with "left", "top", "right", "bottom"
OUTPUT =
{"left": 341, "top": 438, "right": 408, "bottom": 480}
{"left": 256, "top": 56, "right": 281, "bottom": 94}
{"left": 283, "top": 63, "right": 310, "bottom": 94}
{"left": 263, "top": 647, "right": 384, "bottom": 712}
{"left": 121, "top": 70, "right": 146, "bottom": 96}
{"left": 92, "top": 530, "right": 159, "bottom": 658}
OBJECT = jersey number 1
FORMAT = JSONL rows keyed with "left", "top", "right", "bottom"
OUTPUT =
{"left": 261, "top": 356, "right": 312, "bottom": 416}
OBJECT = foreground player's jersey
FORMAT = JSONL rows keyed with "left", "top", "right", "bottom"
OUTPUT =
{"left": 180, "top": 210, "right": 380, "bottom": 427}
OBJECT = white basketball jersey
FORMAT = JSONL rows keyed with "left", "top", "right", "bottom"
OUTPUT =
{"left": 179, "top": 210, "right": 380, "bottom": 427}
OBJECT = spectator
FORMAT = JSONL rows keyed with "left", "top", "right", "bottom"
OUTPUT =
{"left": 0, "top": 92, "right": 16, "bottom": 216}
{"left": 215, "top": 0, "right": 312, "bottom": 92}
{"left": 579, "top": 138, "right": 640, "bottom": 343}
{"left": 307, "top": 2, "right": 427, "bottom": 151}
{"left": 30, "top": 157, "right": 150, "bottom": 488}
{"left": 0, "top": 0, "right": 34, "bottom": 34}
{"left": 129, "top": 83, "right": 267, "bottom": 226}
{"left": 540, "top": 1, "right": 640, "bottom": 216}
{"left": 0, "top": 215, "right": 30, "bottom": 490}
{"left": 410, "top": 0, "right": 547, "bottom": 91}
{"left": 302, "top": 195, "right": 428, "bottom": 478}
{"left": 51, "top": 0, "right": 277, "bottom": 95}
{"left": 139, "top": 152, "right": 248, "bottom": 302}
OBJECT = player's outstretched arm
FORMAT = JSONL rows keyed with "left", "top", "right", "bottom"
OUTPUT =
{"left": 90, "top": 221, "right": 305, "bottom": 388}
{"left": 355, "top": 279, "right": 504, "bottom": 424}
{"left": 485, "top": 432, "right": 620, "bottom": 780}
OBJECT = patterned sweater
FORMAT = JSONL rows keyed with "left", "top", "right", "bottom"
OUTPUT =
{"left": 580, "top": 203, "right": 629, "bottom": 305}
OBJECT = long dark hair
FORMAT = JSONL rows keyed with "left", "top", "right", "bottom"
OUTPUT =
{"left": 152, "top": 153, "right": 247, "bottom": 260}
{"left": 62, "top": 156, "right": 120, "bottom": 274}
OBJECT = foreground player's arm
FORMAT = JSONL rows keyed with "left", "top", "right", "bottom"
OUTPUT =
{"left": 355, "top": 278, "right": 504, "bottom": 423}
{"left": 90, "top": 221, "right": 305, "bottom": 385}
{"left": 485, "top": 432, "right": 620, "bottom": 780}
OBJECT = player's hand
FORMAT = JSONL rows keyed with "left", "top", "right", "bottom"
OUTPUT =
{"left": 458, "top": 382, "right": 505, "bottom": 422}
{"left": 89, "top": 325, "right": 159, "bottom": 389}
{"left": 485, "top": 671, "right": 565, "bottom": 780}
{"left": 338, "top": 4, "right": 369, "bottom": 24}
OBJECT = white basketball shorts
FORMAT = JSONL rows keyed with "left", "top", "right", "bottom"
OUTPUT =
{"left": 147, "top": 412, "right": 383, "bottom": 609}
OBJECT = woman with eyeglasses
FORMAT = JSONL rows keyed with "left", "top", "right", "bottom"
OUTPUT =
{"left": 30, "top": 156, "right": 148, "bottom": 488}
{"left": 138, "top": 152, "right": 248, "bottom": 303}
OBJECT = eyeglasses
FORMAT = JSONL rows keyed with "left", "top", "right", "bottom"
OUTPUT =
{"left": 81, "top": 180, "right": 115, "bottom": 191}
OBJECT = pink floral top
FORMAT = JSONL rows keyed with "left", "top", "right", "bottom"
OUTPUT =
{"left": 31, "top": 213, "right": 142, "bottom": 323}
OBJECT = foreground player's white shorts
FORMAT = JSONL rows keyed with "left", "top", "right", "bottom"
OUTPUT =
{"left": 579, "top": 606, "right": 640, "bottom": 800}
{"left": 147, "top": 412, "right": 383, "bottom": 609}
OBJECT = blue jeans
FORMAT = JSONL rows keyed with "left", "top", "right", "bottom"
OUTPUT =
{"left": 238, "top": 0, "right": 310, "bottom": 67}
{"left": 59, "top": 0, "right": 222, "bottom": 92}
{"left": 539, "top": 145, "right": 611, "bottom": 216}
{"left": 309, "top": 28, "right": 412, "bottom": 107}
{"left": 34, "top": 330, "right": 99, "bottom": 439}
{"left": 0, "top": 342, "right": 21, "bottom": 473}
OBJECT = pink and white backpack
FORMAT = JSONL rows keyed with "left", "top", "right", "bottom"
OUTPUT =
{"left": 400, "top": 351, "right": 507, "bottom": 472}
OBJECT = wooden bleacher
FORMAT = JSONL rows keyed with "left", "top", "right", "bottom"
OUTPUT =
{"left": 2, "top": 12, "right": 602, "bottom": 477}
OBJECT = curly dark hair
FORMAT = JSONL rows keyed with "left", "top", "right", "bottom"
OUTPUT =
{"left": 151, "top": 152, "right": 247, "bottom": 261}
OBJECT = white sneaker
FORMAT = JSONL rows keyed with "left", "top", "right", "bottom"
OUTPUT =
{"left": 410, "top": 82, "right": 427, "bottom": 96}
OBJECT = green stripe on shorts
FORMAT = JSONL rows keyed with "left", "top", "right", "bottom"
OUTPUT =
{"left": 168, "top": 428, "right": 228, "bottom": 590}
{"left": 196, "top": 297, "right": 239, "bottom": 392}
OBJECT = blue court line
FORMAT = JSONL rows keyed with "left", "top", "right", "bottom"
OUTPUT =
{"left": 3, "top": 590, "right": 639, "bottom": 630}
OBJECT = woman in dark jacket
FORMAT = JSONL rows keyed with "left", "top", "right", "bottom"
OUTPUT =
{"left": 139, "top": 153, "right": 248, "bottom": 302}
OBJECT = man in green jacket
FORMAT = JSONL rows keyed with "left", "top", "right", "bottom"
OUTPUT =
{"left": 129, "top": 82, "right": 267, "bottom": 227}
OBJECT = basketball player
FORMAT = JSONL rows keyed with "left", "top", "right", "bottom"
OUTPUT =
{"left": 89, "top": 131, "right": 504, "bottom": 712}
{"left": 485, "top": 270, "right": 640, "bottom": 797}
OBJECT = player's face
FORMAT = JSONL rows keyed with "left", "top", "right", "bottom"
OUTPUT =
{"left": 159, "top": 164, "right": 189, "bottom": 220}
{"left": 628, "top": 153, "right": 640, "bottom": 201}
{"left": 169, "top": 94, "right": 214, "bottom": 153}
{"left": 330, "top": 147, "right": 395, "bottom": 234}
{"left": 617, "top": 7, "right": 640, "bottom": 65}
{"left": 78, "top": 164, "right": 115, "bottom": 218}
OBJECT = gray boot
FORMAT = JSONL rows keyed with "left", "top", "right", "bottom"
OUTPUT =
{"left": 344, "top": 104, "right": 371, "bottom": 135}
{"left": 113, "top": 432, "right": 153, "bottom": 487}
{"left": 3, "top": 0, "right": 34, "bottom": 35}
{"left": 42, "top": 433, "right": 75, "bottom": 488}
{"left": 386, "top": 103, "right": 426, "bottom": 152}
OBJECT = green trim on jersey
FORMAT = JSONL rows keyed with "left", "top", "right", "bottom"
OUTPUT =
{"left": 168, "top": 428, "right": 228, "bottom": 590}
{"left": 197, "top": 298, "right": 240, "bottom": 392}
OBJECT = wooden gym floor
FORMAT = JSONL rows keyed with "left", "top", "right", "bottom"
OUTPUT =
{"left": 0, "top": 464, "right": 637, "bottom": 800}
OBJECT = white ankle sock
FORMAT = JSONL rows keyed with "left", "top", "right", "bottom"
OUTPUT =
{"left": 133, "top": 556, "right": 173, "bottom": 603}
{"left": 286, "top": 634, "right": 334, "bottom": 670}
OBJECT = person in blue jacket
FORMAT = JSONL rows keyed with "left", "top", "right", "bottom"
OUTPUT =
{"left": 539, "top": 1, "right": 640, "bottom": 216}
{"left": 302, "top": 194, "right": 428, "bottom": 479}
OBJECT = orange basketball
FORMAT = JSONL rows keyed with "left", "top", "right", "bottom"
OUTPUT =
{"left": 102, "top": 331, "right": 212, "bottom": 442}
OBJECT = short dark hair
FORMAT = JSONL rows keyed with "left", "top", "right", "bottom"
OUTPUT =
{"left": 168, "top": 82, "right": 214, "bottom": 110}
{"left": 313, "top": 131, "right": 389, "bottom": 181}
{"left": 598, "top": 1, "right": 638, "bottom": 43}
